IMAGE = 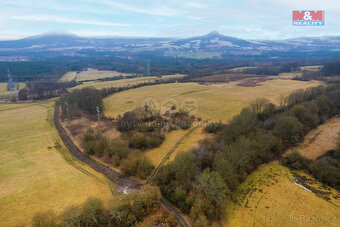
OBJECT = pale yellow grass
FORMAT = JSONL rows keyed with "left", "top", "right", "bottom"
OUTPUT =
{"left": 59, "top": 68, "right": 133, "bottom": 82}
{"left": 286, "top": 116, "right": 340, "bottom": 160}
{"left": 145, "top": 129, "right": 190, "bottom": 167}
{"left": 279, "top": 72, "right": 303, "bottom": 78}
{"left": 0, "top": 102, "right": 113, "bottom": 226}
{"left": 70, "top": 77, "right": 158, "bottom": 91}
{"left": 224, "top": 161, "right": 340, "bottom": 227}
{"left": 167, "top": 127, "right": 207, "bottom": 162}
{"left": 69, "top": 74, "right": 186, "bottom": 91}
{"left": 300, "top": 65, "right": 322, "bottom": 71}
{"left": 104, "top": 79, "right": 321, "bottom": 122}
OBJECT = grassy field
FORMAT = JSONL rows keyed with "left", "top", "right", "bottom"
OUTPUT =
{"left": 59, "top": 68, "right": 134, "bottom": 82}
{"left": 0, "top": 101, "right": 114, "bottom": 226}
{"left": 104, "top": 79, "right": 321, "bottom": 122}
{"left": 286, "top": 116, "right": 340, "bottom": 160}
{"left": 224, "top": 161, "right": 340, "bottom": 227}
{"left": 70, "top": 74, "right": 185, "bottom": 91}
{"left": 145, "top": 126, "right": 206, "bottom": 168}
{"left": 279, "top": 72, "right": 303, "bottom": 78}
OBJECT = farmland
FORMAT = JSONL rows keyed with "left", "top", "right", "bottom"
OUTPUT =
{"left": 59, "top": 68, "right": 134, "bottom": 82}
{"left": 0, "top": 101, "right": 113, "bottom": 226}
{"left": 103, "top": 79, "right": 322, "bottom": 122}
{"left": 69, "top": 74, "right": 185, "bottom": 91}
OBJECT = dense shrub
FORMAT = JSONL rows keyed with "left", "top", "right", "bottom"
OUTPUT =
{"left": 109, "top": 187, "right": 160, "bottom": 227}
{"left": 80, "top": 198, "right": 108, "bottom": 227}
{"left": 33, "top": 188, "right": 161, "bottom": 227}
{"left": 107, "top": 140, "right": 128, "bottom": 159}
{"left": 129, "top": 133, "right": 148, "bottom": 149}
{"left": 273, "top": 116, "right": 303, "bottom": 146}
{"left": 281, "top": 151, "right": 308, "bottom": 170}
{"left": 204, "top": 122, "right": 224, "bottom": 133}
{"left": 310, "top": 158, "right": 340, "bottom": 190}
{"left": 122, "top": 157, "right": 154, "bottom": 179}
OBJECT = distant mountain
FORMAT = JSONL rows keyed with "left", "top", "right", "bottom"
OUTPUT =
{"left": 1, "top": 31, "right": 340, "bottom": 58}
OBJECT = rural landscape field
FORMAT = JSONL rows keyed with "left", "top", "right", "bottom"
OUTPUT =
{"left": 1, "top": 1, "right": 340, "bottom": 227}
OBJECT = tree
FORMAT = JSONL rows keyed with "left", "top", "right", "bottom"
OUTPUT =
{"left": 274, "top": 116, "right": 303, "bottom": 146}
{"left": 195, "top": 169, "right": 229, "bottom": 207}
{"left": 18, "top": 88, "right": 28, "bottom": 100}
{"left": 80, "top": 198, "right": 108, "bottom": 227}
{"left": 213, "top": 152, "right": 239, "bottom": 190}
{"left": 194, "top": 169, "right": 229, "bottom": 220}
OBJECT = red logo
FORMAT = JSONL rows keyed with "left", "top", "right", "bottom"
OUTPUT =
{"left": 293, "top": 10, "right": 324, "bottom": 21}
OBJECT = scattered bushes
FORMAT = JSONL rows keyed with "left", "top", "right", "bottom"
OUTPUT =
{"left": 110, "top": 187, "right": 160, "bottom": 226}
{"left": 32, "top": 187, "right": 163, "bottom": 227}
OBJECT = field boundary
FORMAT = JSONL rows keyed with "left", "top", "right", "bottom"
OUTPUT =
{"left": 146, "top": 125, "right": 201, "bottom": 184}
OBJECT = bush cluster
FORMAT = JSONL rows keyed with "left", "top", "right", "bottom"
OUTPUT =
{"left": 32, "top": 187, "right": 161, "bottom": 227}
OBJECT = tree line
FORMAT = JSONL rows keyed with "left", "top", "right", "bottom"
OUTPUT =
{"left": 154, "top": 82, "right": 340, "bottom": 226}
{"left": 18, "top": 81, "right": 77, "bottom": 100}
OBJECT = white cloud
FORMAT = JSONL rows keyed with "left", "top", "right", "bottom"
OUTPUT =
{"left": 86, "top": 0, "right": 181, "bottom": 17}
{"left": 11, "top": 15, "right": 130, "bottom": 27}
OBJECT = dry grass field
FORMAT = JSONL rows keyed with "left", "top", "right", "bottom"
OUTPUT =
{"left": 69, "top": 74, "right": 185, "bottom": 91}
{"left": 300, "top": 65, "right": 323, "bottom": 71}
{"left": 145, "top": 126, "right": 206, "bottom": 168}
{"left": 0, "top": 101, "right": 114, "bottom": 226}
{"left": 104, "top": 79, "right": 321, "bottom": 122}
{"left": 59, "top": 68, "right": 134, "bottom": 82}
{"left": 224, "top": 161, "right": 340, "bottom": 227}
{"left": 286, "top": 116, "right": 340, "bottom": 160}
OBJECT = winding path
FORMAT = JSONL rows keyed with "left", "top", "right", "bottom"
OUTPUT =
{"left": 53, "top": 101, "right": 189, "bottom": 227}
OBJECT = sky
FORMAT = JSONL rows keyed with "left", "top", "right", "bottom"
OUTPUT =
{"left": 0, "top": 0, "right": 340, "bottom": 40}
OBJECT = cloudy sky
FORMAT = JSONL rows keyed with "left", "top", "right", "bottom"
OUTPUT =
{"left": 0, "top": 0, "right": 339, "bottom": 40}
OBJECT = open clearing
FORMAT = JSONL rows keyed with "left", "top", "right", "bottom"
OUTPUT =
{"left": 59, "top": 68, "right": 134, "bottom": 82}
{"left": 145, "top": 126, "right": 206, "bottom": 168}
{"left": 104, "top": 79, "right": 321, "bottom": 122}
{"left": 0, "top": 102, "right": 113, "bottom": 226}
{"left": 286, "top": 116, "right": 340, "bottom": 160}
{"left": 69, "top": 74, "right": 185, "bottom": 91}
{"left": 224, "top": 161, "right": 340, "bottom": 227}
